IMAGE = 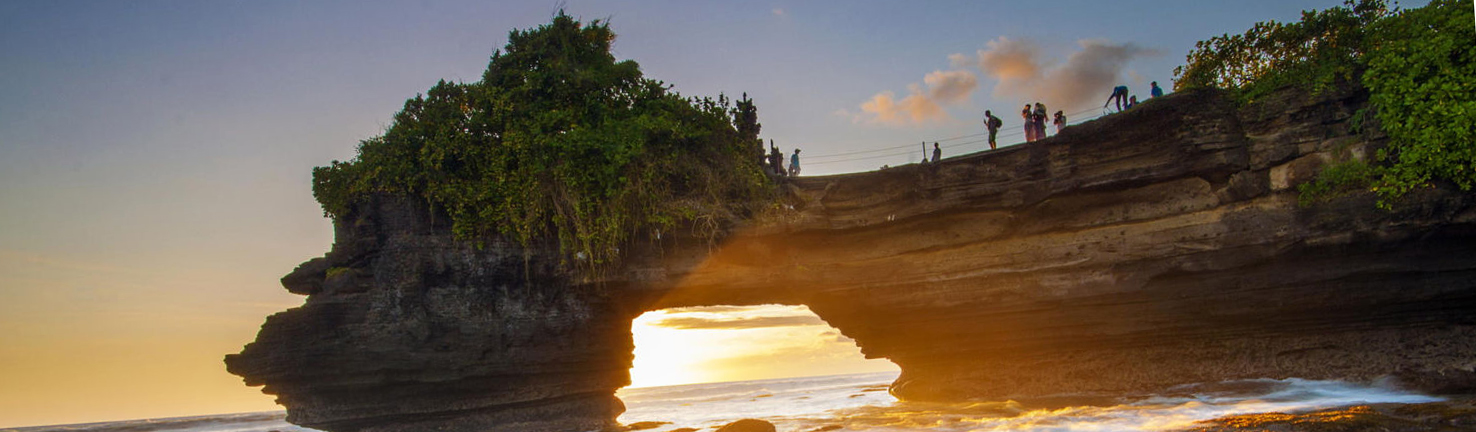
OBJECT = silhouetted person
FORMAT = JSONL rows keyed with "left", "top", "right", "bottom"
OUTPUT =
{"left": 1150, "top": 81, "right": 1164, "bottom": 98}
{"left": 1053, "top": 111, "right": 1066, "bottom": 134}
{"left": 931, "top": 142, "right": 940, "bottom": 163}
{"left": 789, "top": 148, "right": 801, "bottom": 176}
{"left": 1105, "top": 85, "right": 1129, "bottom": 111}
{"left": 1021, "top": 104, "right": 1035, "bottom": 142}
{"left": 1127, "top": 95, "right": 1139, "bottom": 110}
{"left": 1033, "top": 103, "right": 1047, "bottom": 140}
{"left": 984, "top": 110, "right": 1001, "bottom": 150}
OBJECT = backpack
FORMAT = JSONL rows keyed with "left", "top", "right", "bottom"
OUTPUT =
{"left": 989, "top": 116, "right": 1002, "bottom": 129}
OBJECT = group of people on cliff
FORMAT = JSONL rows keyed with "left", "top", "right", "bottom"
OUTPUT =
{"left": 979, "top": 81, "right": 1166, "bottom": 149}
{"left": 1105, "top": 81, "right": 1164, "bottom": 112}
{"left": 767, "top": 81, "right": 1168, "bottom": 176}
{"left": 1018, "top": 103, "right": 1067, "bottom": 143}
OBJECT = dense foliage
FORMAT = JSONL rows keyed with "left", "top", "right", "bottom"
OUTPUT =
{"left": 313, "top": 13, "right": 769, "bottom": 275}
{"left": 1175, "top": 0, "right": 1476, "bottom": 207}
{"left": 1361, "top": 0, "right": 1476, "bottom": 203}
{"left": 1173, "top": 0, "right": 1388, "bottom": 101}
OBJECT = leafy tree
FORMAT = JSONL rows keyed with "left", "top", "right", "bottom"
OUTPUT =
{"left": 313, "top": 12, "right": 770, "bottom": 277}
{"left": 1176, "top": 0, "right": 1476, "bottom": 207}
{"left": 1174, "top": 0, "right": 1388, "bottom": 101}
{"left": 1362, "top": 0, "right": 1476, "bottom": 205}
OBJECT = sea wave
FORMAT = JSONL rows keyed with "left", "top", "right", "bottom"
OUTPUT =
{"left": 618, "top": 373, "right": 1443, "bottom": 432}
{"left": 6, "top": 373, "right": 1443, "bottom": 432}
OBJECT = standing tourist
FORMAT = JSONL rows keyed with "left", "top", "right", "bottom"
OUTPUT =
{"left": 984, "top": 110, "right": 1002, "bottom": 150}
{"left": 1033, "top": 103, "right": 1048, "bottom": 140}
{"left": 1022, "top": 104, "right": 1035, "bottom": 142}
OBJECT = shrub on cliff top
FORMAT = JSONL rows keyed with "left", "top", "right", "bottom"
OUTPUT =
{"left": 1176, "top": 0, "right": 1475, "bottom": 207}
{"left": 312, "top": 12, "right": 769, "bottom": 276}
{"left": 1362, "top": 0, "right": 1476, "bottom": 204}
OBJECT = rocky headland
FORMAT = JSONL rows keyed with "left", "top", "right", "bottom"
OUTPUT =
{"left": 226, "top": 85, "right": 1476, "bottom": 432}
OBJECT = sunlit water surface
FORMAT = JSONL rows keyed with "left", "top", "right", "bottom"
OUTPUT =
{"left": 618, "top": 371, "right": 1440, "bottom": 432}
{"left": 3, "top": 371, "right": 1441, "bottom": 432}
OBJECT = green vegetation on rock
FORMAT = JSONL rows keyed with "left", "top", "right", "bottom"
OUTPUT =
{"left": 1175, "top": 0, "right": 1475, "bottom": 207}
{"left": 312, "top": 13, "right": 770, "bottom": 275}
{"left": 1173, "top": 0, "right": 1388, "bottom": 103}
{"left": 1362, "top": 0, "right": 1476, "bottom": 205}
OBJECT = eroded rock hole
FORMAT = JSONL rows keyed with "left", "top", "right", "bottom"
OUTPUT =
{"left": 623, "top": 304, "right": 898, "bottom": 388}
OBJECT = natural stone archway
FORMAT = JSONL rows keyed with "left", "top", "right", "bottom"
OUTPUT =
{"left": 623, "top": 305, "right": 898, "bottom": 389}
{"left": 227, "top": 86, "right": 1476, "bottom": 432}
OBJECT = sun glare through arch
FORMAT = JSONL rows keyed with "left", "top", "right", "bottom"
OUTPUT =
{"left": 625, "top": 304, "right": 899, "bottom": 389}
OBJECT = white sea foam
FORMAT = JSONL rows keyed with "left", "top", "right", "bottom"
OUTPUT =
{"left": 5, "top": 373, "right": 1442, "bottom": 432}
{"left": 616, "top": 372, "right": 1442, "bottom": 432}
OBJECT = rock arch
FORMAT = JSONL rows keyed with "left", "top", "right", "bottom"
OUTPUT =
{"left": 228, "top": 87, "right": 1476, "bottom": 432}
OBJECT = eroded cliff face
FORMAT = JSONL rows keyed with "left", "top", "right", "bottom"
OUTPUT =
{"left": 228, "top": 86, "right": 1476, "bottom": 432}
{"left": 226, "top": 199, "right": 633, "bottom": 432}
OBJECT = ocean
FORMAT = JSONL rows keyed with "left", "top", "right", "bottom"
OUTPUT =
{"left": 3, "top": 371, "right": 1443, "bottom": 432}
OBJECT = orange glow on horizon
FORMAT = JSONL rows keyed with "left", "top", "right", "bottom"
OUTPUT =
{"left": 626, "top": 305, "right": 898, "bottom": 389}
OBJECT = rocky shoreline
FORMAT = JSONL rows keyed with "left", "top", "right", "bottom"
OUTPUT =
{"left": 610, "top": 399, "right": 1476, "bottom": 432}
{"left": 1187, "top": 399, "right": 1476, "bottom": 432}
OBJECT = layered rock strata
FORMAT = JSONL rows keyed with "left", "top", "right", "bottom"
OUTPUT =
{"left": 228, "top": 199, "right": 632, "bottom": 432}
{"left": 228, "top": 86, "right": 1476, "bottom": 431}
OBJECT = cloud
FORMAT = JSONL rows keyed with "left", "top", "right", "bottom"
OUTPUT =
{"left": 857, "top": 70, "right": 976, "bottom": 126}
{"left": 923, "top": 70, "right": 978, "bottom": 104}
{"left": 663, "top": 305, "right": 755, "bottom": 314}
{"left": 651, "top": 315, "right": 827, "bottom": 330}
{"left": 969, "top": 37, "right": 1160, "bottom": 111}
{"left": 859, "top": 86, "right": 945, "bottom": 126}
{"left": 772, "top": 8, "right": 786, "bottom": 17}
{"left": 948, "top": 53, "right": 972, "bottom": 69}
{"left": 977, "top": 37, "right": 1042, "bottom": 84}
{"left": 820, "top": 330, "right": 856, "bottom": 343}
{"left": 1128, "top": 69, "right": 1147, "bottom": 86}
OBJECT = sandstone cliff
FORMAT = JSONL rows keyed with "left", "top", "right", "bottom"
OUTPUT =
{"left": 227, "top": 85, "right": 1476, "bottom": 432}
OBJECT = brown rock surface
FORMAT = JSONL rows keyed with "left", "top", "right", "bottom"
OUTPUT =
{"left": 227, "top": 85, "right": 1476, "bottom": 431}
{"left": 715, "top": 419, "right": 777, "bottom": 432}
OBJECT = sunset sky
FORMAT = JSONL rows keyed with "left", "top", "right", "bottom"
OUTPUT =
{"left": 0, "top": 0, "right": 1409, "bottom": 427}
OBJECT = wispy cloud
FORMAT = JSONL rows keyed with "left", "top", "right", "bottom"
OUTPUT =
{"left": 947, "top": 53, "right": 973, "bottom": 69}
{"left": 856, "top": 70, "right": 978, "bottom": 126}
{"left": 923, "top": 70, "right": 978, "bottom": 104}
{"left": 772, "top": 8, "right": 786, "bottom": 17}
{"left": 965, "top": 37, "right": 1160, "bottom": 111}
{"left": 663, "top": 305, "right": 756, "bottom": 314}
{"left": 976, "top": 37, "right": 1043, "bottom": 84}
{"left": 650, "top": 315, "right": 826, "bottom": 330}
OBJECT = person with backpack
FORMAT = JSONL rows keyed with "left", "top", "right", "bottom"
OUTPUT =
{"left": 1021, "top": 104, "right": 1035, "bottom": 142}
{"left": 1105, "top": 85, "right": 1129, "bottom": 111}
{"left": 983, "top": 110, "right": 1002, "bottom": 150}
{"left": 1053, "top": 111, "right": 1067, "bottom": 134}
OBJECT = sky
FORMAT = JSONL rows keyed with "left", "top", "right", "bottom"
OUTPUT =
{"left": 629, "top": 305, "right": 896, "bottom": 389}
{"left": 0, "top": 0, "right": 1411, "bottom": 427}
